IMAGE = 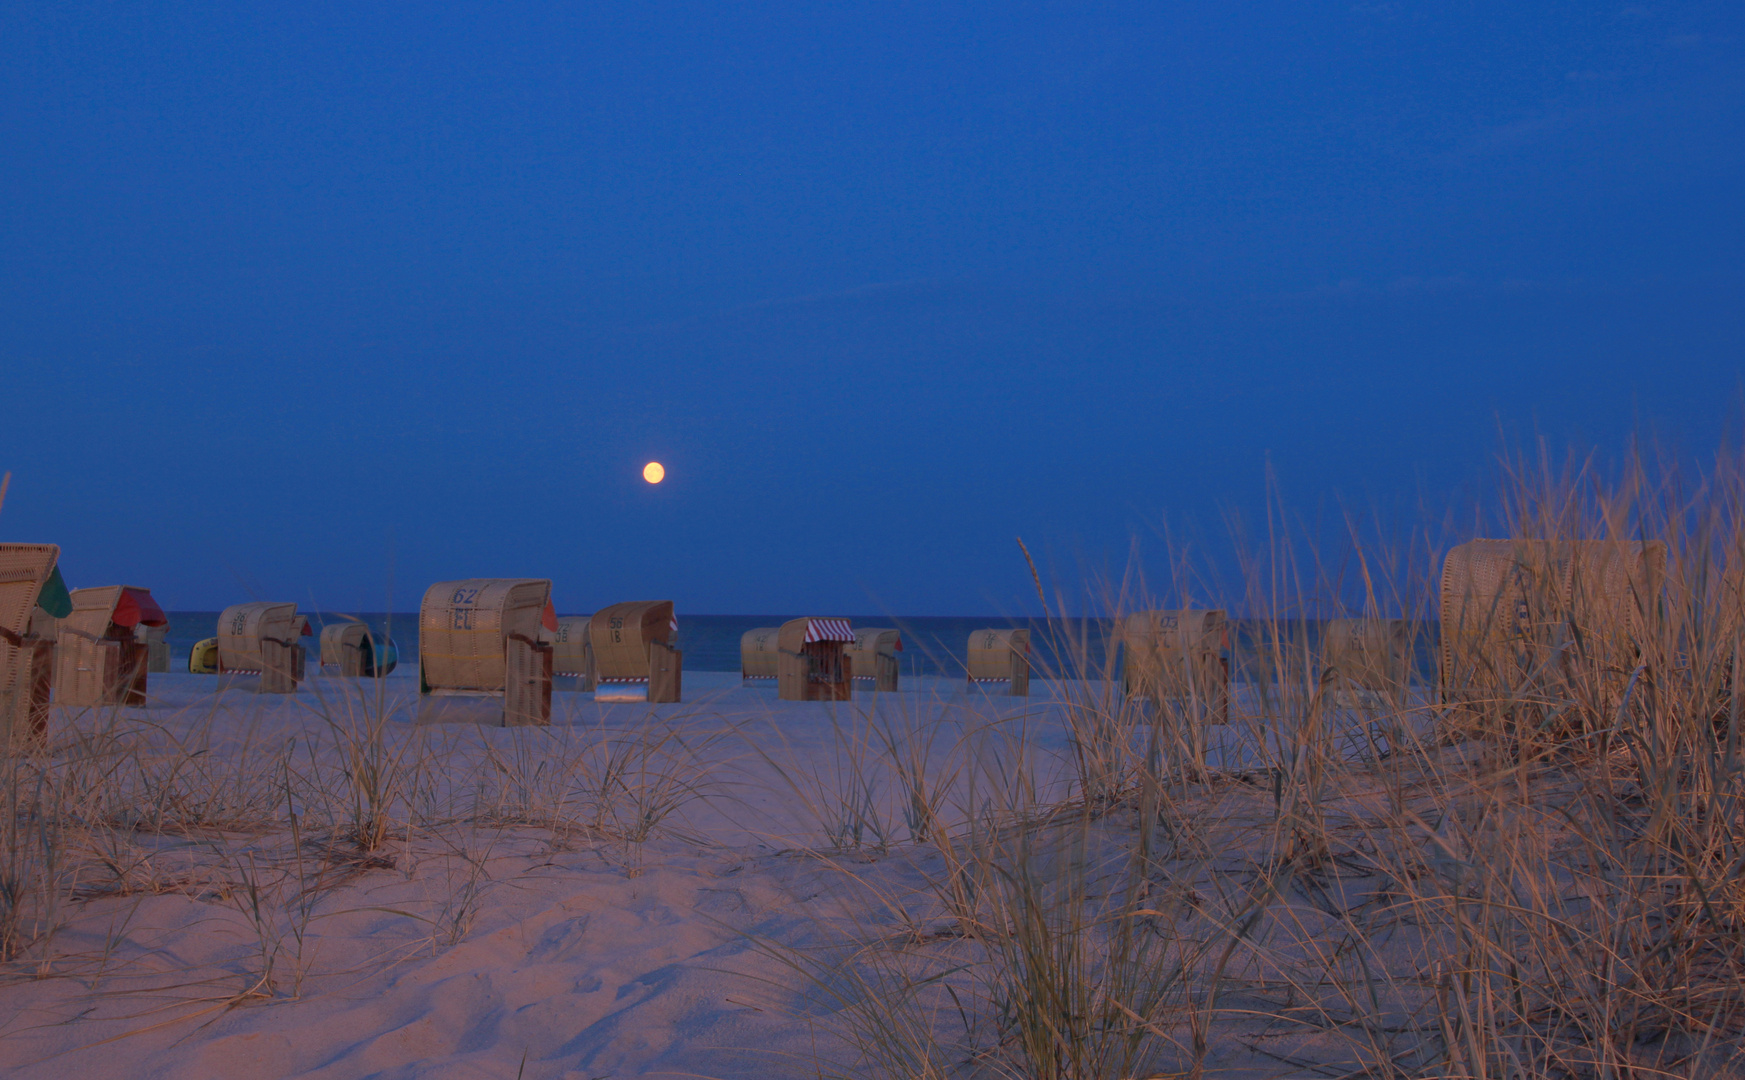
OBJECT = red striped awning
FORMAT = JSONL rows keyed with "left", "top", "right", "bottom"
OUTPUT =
{"left": 803, "top": 618, "right": 854, "bottom": 643}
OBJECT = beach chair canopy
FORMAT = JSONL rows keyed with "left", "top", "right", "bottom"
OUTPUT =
{"left": 320, "top": 622, "right": 367, "bottom": 666}
{"left": 217, "top": 602, "right": 305, "bottom": 673}
{"left": 588, "top": 601, "right": 676, "bottom": 680}
{"left": 741, "top": 627, "right": 781, "bottom": 677}
{"left": 1321, "top": 617, "right": 1413, "bottom": 691}
{"left": 63, "top": 586, "right": 167, "bottom": 640}
{"left": 552, "top": 615, "right": 592, "bottom": 677}
{"left": 1439, "top": 539, "right": 1665, "bottom": 693}
{"left": 420, "top": 578, "right": 555, "bottom": 692}
{"left": 847, "top": 628, "right": 903, "bottom": 654}
{"left": 1120, "top": 610, "right": 1226, "bottom": 654}
{"left": 0, "top": 544, "right": 60, "bottom": 646}
{"left": 967, "top": 627, "right": 1031, "bottom": 680}
{"left": 777, "top": 618, "right": 854, "bottom": 651}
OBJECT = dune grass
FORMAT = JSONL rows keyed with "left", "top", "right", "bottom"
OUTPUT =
{"left": 1, "top": 443, "right": 1743, "bottom": 1076}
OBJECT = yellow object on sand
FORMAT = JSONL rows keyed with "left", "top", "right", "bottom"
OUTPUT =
{"left": 189, "top": 637, "right": 219, "bottom": 674}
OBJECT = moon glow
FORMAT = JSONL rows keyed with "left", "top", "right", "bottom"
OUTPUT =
{"left": 643, "top": 461, "right": 666, "bottom": 484}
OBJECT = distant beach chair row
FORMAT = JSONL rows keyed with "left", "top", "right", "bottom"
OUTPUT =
{"left": 738, "top": 621, "right": 1034, "bottom": 698}
{"left": 0, "top": 539, "right": 1667, "bottom": 736}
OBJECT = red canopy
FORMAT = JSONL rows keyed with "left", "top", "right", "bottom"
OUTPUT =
{"left": 541, "top": 600, "right": 558, "bottom": 633}
{"left": 112, "top": 588, "right": 168, "bottom": 629}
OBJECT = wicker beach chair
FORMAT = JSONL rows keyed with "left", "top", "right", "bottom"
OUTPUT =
{"left": 1118, "top": 609, "right": 1230, "bottom": 724}
{"left": 741, "top": 627, "right": 780, "bottom": 683}
{"left": 0, "top": 544, "right": 62, "bottom": 744}
{"left": 967, "top": 627, "right": 1031, "bottom": 696}
{"left": 588, "top": 601, "right": 681, "bottom": 703}
{"left": 1320, "top": 618, "right": 1414, "bottom": 702}
{"left": 845, "top": 628, "right": 903, "bottom": 693}
{"left": 550, "top": 616, "right": 594, "bottom": 690}
{"left": 777, "top": 617, "right": 855, "bottom": 701}
{"left": 318, "top": 620, "right": 398, "bottom": 678}
{"left": 418, "top": 579, "right": 556, "bottom": 726}
{"left": 217, "top": 602, "right": 311, "bottom": 693}
{"left": 1439, "top": 539, "right": 1665, "bottom": 729}
{"left": 54, "top": 585, "right": 168, "bottom": 708}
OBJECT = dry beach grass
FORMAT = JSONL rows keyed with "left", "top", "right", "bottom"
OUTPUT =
{"left": 1, "top": 447, "right": 1744, "bottom": 1077}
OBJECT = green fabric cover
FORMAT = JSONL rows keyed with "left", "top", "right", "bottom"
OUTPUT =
{"left": 36, "top": 564, "right": 71, "bottom": 619}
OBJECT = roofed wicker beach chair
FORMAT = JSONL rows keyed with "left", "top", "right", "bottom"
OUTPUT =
{"left": 1320, "top": 617, "right": 1414, "bottom": 704}
{"left": 551, "top": 615, "right": 593, "bottom": 690}
{"left": 967, "top": 627, "right": 1031, "bottom": 696}
{"left": 418, "top": 579, "right": 556, "bottom": 726}
{"left": 1118, "top": 609, "right": 1230, "bottom": 724}
{"left": 217, "top": 602, "right": 312, "bottom": 692}
{"left": 0, "top": 544, "right": 64, "bottom": 745}
{"left": 54, "top": 585, "right": 168, "bottom": 709}
{"left": 589, "top": 601, "right": 681, "bottom": 703}
{"left": 1439, "top": 539, "right": 1665, "bottom": 737}
{"left": 845, "top": 627, "right": 902, "bottom": 693}
{"left": 136, "top": 624, "right": 172, "bottom": 673}
{"left": 741, "top": 627, "right": 780, "bottom": 683}
{"left": 318, "top": 620, "right": 399, "bottom": 678}
{"left": 777, "top": 617, "right": 855, "bottom": 701}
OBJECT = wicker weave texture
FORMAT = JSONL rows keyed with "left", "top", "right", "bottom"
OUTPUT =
{"left": 777, "top": 617, "right": 853, "bottom": 701}
{"left": 320, "top": 623, "right": 370, "bottom": 677}
{"left": 59, "top": 586, "right": 124, "bottom": 642}
{"left": 136, "top": 625, "right": 171, "bottom": 673}
{"left": 588, "top": 601, "right": 674, "bottom": 681}
{"left": 550, "top": 617, "right": 592, "bottom": 678}
{"left": 967, "top": 628, "right": 1031, "bottom": 694}
{"left": 845, "top": 628, "right": 902, "bottom": 691}
{"left": 741, "top": 628, "right": 780, "bottom": 678}
{"left": 0, "top": 545, "right": 58, "bottom": 740}
{"left": 0, "top": 544, "right": 58, "bottom": 643}
{"left": 419, "top": 579, "right": 551, "bottom": 692}
{"left": 1439, "top": 539, "right": 1665, "bottom": 701}
{"left": 966, "top": 628, "right": 1030, "bottom": 679}
{"left": 1119, "top": 609, "right": 1229, "bottom": 717}
{"left": 55, "top": 586, "right": 140, "bottom": 707}
{"left": 1321, "top": 618, "right": 1413, "bottom": 692}
{"left": 216, "top": 601, "right": 304, "bottom": 691}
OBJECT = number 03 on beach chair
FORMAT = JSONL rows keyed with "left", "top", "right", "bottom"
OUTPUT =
{"left": 418, "top": 579, "right": 557, "bottom": 726}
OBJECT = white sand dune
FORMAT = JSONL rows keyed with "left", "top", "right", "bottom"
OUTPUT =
{"left": 0, "top": 673, "right": 1060, "bottom": 1078}
{"left": 0, "top": 670, "right": 1437, "bottom": 1079}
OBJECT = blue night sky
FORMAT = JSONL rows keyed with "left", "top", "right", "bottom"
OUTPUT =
{"left": 2, "top": 3, "right": 1741, "bottom": 615}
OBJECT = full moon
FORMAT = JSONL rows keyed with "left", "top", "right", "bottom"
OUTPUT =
{"left": 642, "top": 461, "right": 665, "bottom": 484}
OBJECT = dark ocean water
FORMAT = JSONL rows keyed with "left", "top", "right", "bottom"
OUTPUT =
{"left": 162, "top": 612, "right": 1441, "bottom": 678}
